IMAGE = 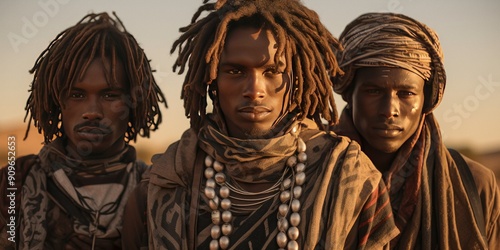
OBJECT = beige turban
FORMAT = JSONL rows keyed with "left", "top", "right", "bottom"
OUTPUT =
{"left": 334, "top": 12, "right": 446, "bottom": 113}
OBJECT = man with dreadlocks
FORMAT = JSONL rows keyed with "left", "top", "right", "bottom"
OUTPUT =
{"left": 333, "top": 12, "right": 500, "bottom": 249}
{"left": 0, "top": 12, "right": 167, "bottom": 249}
{"left": 126, "top": 0, "right": 398, "bottom": 249}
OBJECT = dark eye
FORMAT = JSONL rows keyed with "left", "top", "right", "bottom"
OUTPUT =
{"left": 103, "top": 92, "right": 122, "bottom": 100}
{"left": 398, "top": 91, "right": 415, "bottom": 97}
{"left": 268, "top": 67, "right": 282, "bottom": 74}
{"left": 365, "top": 89, "right": 380, "bottom": 94}
{"left": 69, "top": 92, "right": 84, "bottom": 99}
{"left": 264, "top": 67, "right": 283, "bottom": 78}
{"left": 228, "top": 69, "right": 242, "bottom": 75}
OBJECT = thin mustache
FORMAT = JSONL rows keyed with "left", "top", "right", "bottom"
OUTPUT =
{"left": 74, "top": 121, "right": 111, "bottom": 132}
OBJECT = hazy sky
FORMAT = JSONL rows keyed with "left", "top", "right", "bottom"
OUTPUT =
{"left": 1, "top": 0, "right": 499, "bottom": 154}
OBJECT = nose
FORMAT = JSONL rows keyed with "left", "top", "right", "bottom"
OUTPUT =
{"left": 82, "top": 96, "right": 103, "bottom": 120}
{"left": 243, "top": 73, "right": 266, "bottom": 100}
{"left": 379, "top": 93, "right": 399, "bottom": 118}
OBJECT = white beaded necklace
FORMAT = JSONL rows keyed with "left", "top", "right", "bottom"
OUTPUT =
{"left": 204, "top": 129, "right": 307, "bottom": 250}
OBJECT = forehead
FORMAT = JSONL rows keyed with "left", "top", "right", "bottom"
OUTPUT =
{"left": 74, "top": 57, "right": 127, "bottom": 88}
{"left": 354, "top": 67, "right": 425, "bottom": 88}
{"left": 222, "top": 26, "right": 282, "bottom": 65}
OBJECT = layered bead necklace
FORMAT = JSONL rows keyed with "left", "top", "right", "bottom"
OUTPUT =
{"left": 204, "top": 128, "right": 307, "bottom": 250}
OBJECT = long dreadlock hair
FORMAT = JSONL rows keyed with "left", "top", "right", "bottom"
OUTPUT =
{"left": 25, "top": 12, "right": 167, "bottom": 144}
{"left": 171, "top": 0, "right": 342, "bottom": 131}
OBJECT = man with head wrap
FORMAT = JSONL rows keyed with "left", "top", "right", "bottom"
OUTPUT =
{"left": 123, "top": 1, "right": 400, "bottom": 249}
{"left": 333, "top": 12, "right": 500, "bottom": 249}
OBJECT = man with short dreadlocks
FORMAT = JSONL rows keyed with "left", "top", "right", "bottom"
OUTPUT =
{"left": 333, "top": 13, "right": 500, "bottom": 249}
{"left": 0, "top": 12, "right": 167, "bottom": 249}
{"left": 124, "top": 0, "right": 398, "bottom": 249}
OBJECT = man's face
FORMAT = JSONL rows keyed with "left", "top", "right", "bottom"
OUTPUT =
{"left": 61, "top": 58, "right": 129, "bottom": 159}
{"left": 351, "top": 67, "right": 425, "bottom": 153}
{"left": 217, "top": 26, "right": 289, "bottom": 138}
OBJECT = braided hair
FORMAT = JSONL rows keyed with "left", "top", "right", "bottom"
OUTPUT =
{"left": 171, "top": 0, "right": 342, "bottom": 131}
{"left": 24, "top": 12, "right": 167, "bottom": 143}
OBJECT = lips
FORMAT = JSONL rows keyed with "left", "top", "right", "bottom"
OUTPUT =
{"left": 372, "top": 124, "right": 403, "bottom": 137}
{"left": 77, "top": 126, "right": 111, "bottom": 134}
{"left": 238, "top": 106, "right": 271, "bottom": 120}
{"left": 239, "top": 106, "right": 271, "bottom": 113}
{"left": 75, "top": 125, "right": 112, "bottom": 141}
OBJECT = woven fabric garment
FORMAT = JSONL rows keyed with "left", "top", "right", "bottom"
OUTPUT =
{"left": 0, "top": 139, "right": 147, "bottom": 249}
{"left": 147, "top": 116, "right": 399, "bottom": 249}
{"left": 334, "top": 12, "right": 500, "bottom": 250}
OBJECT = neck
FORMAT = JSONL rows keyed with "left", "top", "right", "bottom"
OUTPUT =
{"left": 64, "top": 139, "right": 127, "bottom": 161}
{"left": 362, "top": 146, "right": 396, "bottom": 173}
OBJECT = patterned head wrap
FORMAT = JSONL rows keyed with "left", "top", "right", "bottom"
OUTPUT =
{"left": 334, "top": 12, "right": 446, "bottom": 113}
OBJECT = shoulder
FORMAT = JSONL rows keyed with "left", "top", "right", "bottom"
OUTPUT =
{"left": 150, "top": 139, "right": 182, "bottom": 173}
{"left": 2, "top": 154, "right": 39, "bottom": 169}
{"left": 326, "top": 132, "right": 374, "bottom": 168}
{"left": 133, "top": 160, "right": 151, "bottom": 181}
{"left": 149, "top": 129, "right": 198, "bottom": 188}
{"left": 1, "top": 154, "right": 39, "bottom": 182}
{"left": 151, "top": 129, "right": 196, "bottom": 169}
{"left": 304, "top": 129, "right": 358, "bottom": 151}
{"left": 1, "top": 154, "right": 40, "bottom": 224}
{"left": 461, "top": 154, "right": 500, "bottom": 247}
{"left": 461, "top": 154, "right": 499, "bottom": 196}
{"left": 313, "top": 131, "right": 381, "bottom": 183}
